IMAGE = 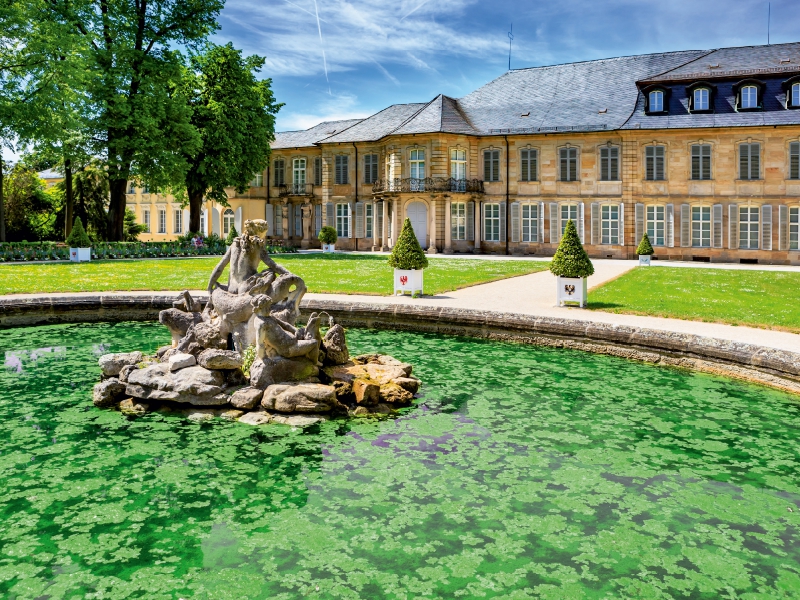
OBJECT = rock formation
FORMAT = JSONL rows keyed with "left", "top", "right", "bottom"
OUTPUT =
{"left": 93, "top": 219, "right": 421, "bottom": 426}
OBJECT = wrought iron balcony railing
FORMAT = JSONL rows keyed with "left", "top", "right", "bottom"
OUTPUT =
{"left": 278, "top": 183, "right": 313, "bottom": 197}
{"left": 372, "top": 178, "right": 484, "bottom": 194}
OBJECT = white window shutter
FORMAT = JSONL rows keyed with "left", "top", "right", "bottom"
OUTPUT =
{"left": 618, "top": 202, "right": 624, "bottom": 246}
{"left": 510, "top": 202, "right": 520, "bottom": 243}
{"left": 761, "top": 204, "right": 772, "bottom": 250}
{"left": 355, "top": 202, "right": 365, "bottom": 238}
{"left": 579, "top": 202, "right": 585, "bottom": 243}
{"left": 265, "top": 204, "right": 274, "bottom": 236}
{"left": 314, "top": 204, "right": 322, "bottom": 235}
{"left": 325, "top": 202, "right": 334, "bottom": 228}
{"left": 348, "top": 202, "right": 354, "bottom": 239}
{"left": 712, "top": 204, "right": 723, "bottom": 248}
{"left": 680, "top": 204, "right": 691, "bottom": 247}
{"left": 779, "top": 205, "right": 789, "bottom": 251}
{"left": 549, "top": 202, "right": 559, "bottom": 244}
{"left": 635, "top": 203, "right": 645, "bottom": 246}
{"left": 538, "top": 202, "right": 545, "bottom": 242}
{"left": 376, "top": 202, "right": 383, "bottom": 240}
{"left": 275, "top": 205, "right": 284, "bottom": 236}
{"left": 591, "top": 203, "right": 600, "bottom": 245}
{"left": 728, "top": 204, "right": 739, "bottom": 249}
{"left": 666, "top": 203, "right": 674, "bottom": 247}
{"left": 499, "top": 201, "right": 507, "bottom": 242}
{"left": 467, "top": 201, "right": 475, "bottom": 242}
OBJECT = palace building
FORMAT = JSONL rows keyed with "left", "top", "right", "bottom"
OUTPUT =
{"left": 131, "top": 41, "right": 800, "bottom": 264}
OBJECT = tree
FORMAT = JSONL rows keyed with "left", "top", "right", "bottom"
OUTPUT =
{"left": 72, "top": 161, "right": 110, "bottom": 242}
{"left": 124, "top": 209, "right": 146, "bottom": 241}
{"left": 34, "top": 0, "right": 223, "bottom": 240}
{"left": 636, "top": 232, "right": 654, "bottom": 256}
{"left": 225, "top": 224, "right": 239, "bottom": 245}
{"left": 549, "top": 220, "right": 594, "bottom": 278}
{"left": 181, "top": 43, "right": 281, "bottom": 233}
{"left": 2, "top": 162, "right": 59, "bottom": 242}
{"left": 65, "top": 216, "right": 91, "bottom": 247}
{"left": 388, "top": 218, "right": 429, "bottom": 270}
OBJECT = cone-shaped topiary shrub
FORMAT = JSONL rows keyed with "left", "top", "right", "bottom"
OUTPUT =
{"left": 636, "top": 232, "right": 654, "bottom": 256}
{"left": 318, "top": 226, "right": 338, "bottom": 245}
{"left": 225, "top": 224, "right": 239, "bottom": 245}
{"left": 65, "top": 217, "right": 91, "bottom": 247}
{"left": 549, "top": 219, "right": 594, "bottom": 278}
{"left": 388, "top": 218, "right": 429, "bottom": 270}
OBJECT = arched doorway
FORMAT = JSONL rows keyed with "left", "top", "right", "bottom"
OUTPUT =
{"left": 406, "top": 201, "right": 428, "bottom": 247}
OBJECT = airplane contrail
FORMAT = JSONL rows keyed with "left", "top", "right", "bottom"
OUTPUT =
{"left": 312, "top": 0, "right": 331, "bottom": 95}
{"left": 400, "top": 0, "right": 431, "bottom": 21}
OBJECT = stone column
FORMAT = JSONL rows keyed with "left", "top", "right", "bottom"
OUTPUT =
{"left": 381, "top": 199, "right": 390, "bottom": 251}
{"left": 300, "top": 203, "right": 312, "bottom": 249}
{"left": 372, "top": 202, "right": 379, "bottom": 251}
{"left": 391, "top": 198, "right": 401, "bottom": 248}
{"left": 427, "top": 198, "right": 438, "bottom": 253}
{"left": 474, "top": 201, "right": 482, "bottom": 253}
{"left": 444, "top": 199, "right": 453, "bottom": 253}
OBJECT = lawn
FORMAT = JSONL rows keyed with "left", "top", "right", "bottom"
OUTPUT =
{"left": 0, "top": 254, "right": 549, "bottom": 296}
{"left": 590, "top": 266, "right": 800, "bottom": 333}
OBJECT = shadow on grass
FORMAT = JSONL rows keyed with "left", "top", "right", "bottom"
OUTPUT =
{"left": 587, "top": 302, "right": 626, "bottom": 310}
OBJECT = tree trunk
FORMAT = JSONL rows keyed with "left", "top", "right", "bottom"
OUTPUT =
{"left": 64, "top": 158, "right": 73, "bottom": 238}
{"left": 0, "top": 158, "right": 5, "bottom": 242}
{"left": 189, "top": 188, "right": 204, "bottom": 233}
{"left": 107, "top": 177, "right": 127, "bottom": 241}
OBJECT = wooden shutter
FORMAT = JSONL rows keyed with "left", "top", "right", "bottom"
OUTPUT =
{"left": 578, "top": 202, "right": 585, "bottom": 243}
{"left": 467, "top": 201, "right": 475, "bottom": 242}
{"left": 275, "top": 205, "right": 283, "bottom": 235}
{"left": 702, "top": 145, "right": 711, "bottom": 180}
{"left": 325, "top": 202, "right": 334, "bottom": 228}
{"left": 355, "top": 202, "right": 365, "bottom": 238}
{"left": 483, "top": 151, "right": 491, "bottom": 182}
{"left": 510, "top": 202, "right": 520, "bottom": 242}
{"left": 538, "top": 202, "right": 545, "bottom": 242}
{"left": 751, "top": 144, "right": 760, "bottom": 180}
{"left": 559, "top": 149, "right": 567, "bottom": 181}
{"left": 265, "top": 204, "right": 274, "bottom": 236}
{"left": 739, "top": 144, "right": 749, "bottom": 180}
{"left": 779, "top": 205, "right": 789, "bottom": 250}
{"left": 666, "top": 203, "right": 674, "bottom": 247}
{"left": 520, "top": 150, "right": 529, "bottom": 182}
{"left": 790, "top": 142, "right": 800, "bottom": 180}
{"left": 376, "top": 201, "right": 383, "bottom": 240}
{"left": 761, "top": 204, "right": 772, "bottom": 250}
{"left": 691, "top": 146, "right": 700, "bottom": 180}
{"left": 314, "top": 157, "right": 322, "bottom": 186}
{"left": 610, "top": 147, "right": 619, "bottom": 180}
{"left": 549, "top": 202, "right": 559, "bottom": 243}
{"left": 499, "top": 201, "right": 507, "bottom": 242}
{"left": 314, "top": 204, "right": 322, "bottom": 234}
{"left": 680, "top": 204, "right": 691, "bottom": 247}
{"left": 618, "top": 202, "right": 624, "bottom": 246}
{"left": 728, "top": 204, "right": 739, "bottom": 249}
{"left": 712, "top": 203, "right": 723, "bottom": 248}
{"left": 635, "top": 203, "right": 645, "bottom": 246}
{"left": 591, "top": 203, "right": 600, "bottom": 245}
{"left": 645, "top": 147, "right": 654, "bottom": 180}
{"left": 347, "top": 202, "right": 354, "bottom": 238}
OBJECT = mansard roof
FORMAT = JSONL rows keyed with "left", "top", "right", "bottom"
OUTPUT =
{"left": 272, "top": 118, "right": 363, "bottom": 149}
{"left": 321, "top": 103, "right": 427, "bottom": 143}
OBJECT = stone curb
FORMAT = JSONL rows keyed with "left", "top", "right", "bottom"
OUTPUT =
{"left": 1, "top": 293, "right": 798, "bottom": 393}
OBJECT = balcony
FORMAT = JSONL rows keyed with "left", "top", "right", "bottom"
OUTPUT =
{"left": 278, "top": 183, "right": 313, "bottom": 197}
{"left": 372, "top": 178, "right": 484, "bottom": 194}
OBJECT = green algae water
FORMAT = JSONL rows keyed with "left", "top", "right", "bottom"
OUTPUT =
{"left": 1, "top": 322, "right": 800, "bottom": 599}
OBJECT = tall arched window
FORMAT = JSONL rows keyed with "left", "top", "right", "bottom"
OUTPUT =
{"left": 693, "top": 88, "right": 710, "bottom": 111}
{"left": 223, "top": 209, "right": 235, "bottom": 236}
{"left": 740, "top": 85, "right": 758, "bottom": 109}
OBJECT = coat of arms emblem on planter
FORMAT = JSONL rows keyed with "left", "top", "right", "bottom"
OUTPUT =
{"left": 400, "top": 276, "right": 408, "bottom": 285}
{"left": 565, "top": 284, "right": 575, "bottom": 295}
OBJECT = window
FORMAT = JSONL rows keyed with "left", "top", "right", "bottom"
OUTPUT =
{"left": 451, "top": 149, "right": 466, "bottom": 179}
{"left": 484, "top": 149, "right": 500, "bottom": 182}
{"left": 601, "top": 204, "right": 620, "bottom": 245}
{"left": 365, "top": 203, "right": 373, "bottom": 239}
{"left": 789, "top": 142, "right": 799, "bottom": 180}
{"left": 274, "top": 159, "right": 285, "bottom": 186}
{"left": 336, "top": 203, "right": 350, "bottom": 238}
{"left": 142, "top": 209, "right": 150, "bottom": 233}
{"left": 520, "top": 148, "right": 538, "bottom": 181}
{"left": 409, "top": 149, "right": 425, "bottom": 190}
{"left": 740, "top": 85, "right": 758, "bottom": 109}
{"left": 693, "top": 88, "right": 710, "bottom": 111}
{"left": 293, "top": 158, "right": 306, "bottom": 183}
{"left": 691, "top": 206, "right": 711, "bottom": 247}
{"left": 158, "top": 209, "right": 166, "bottom": 234}
{"left": 561, "top": 203, "right": 579, "bottom": 234}
{"left": 200, "top": 211, "right": 205, "bottom": 235}
{"left": 223, "top": 208, "right": 235, "bottom": 236}
{"left": 649, "top": 90, "right": 664, "bottom": 112}
{"left": 521, "top": 203, "right": 538, "bottom": 242}
{"left": 790, "top": 207, "right": 799, "bottom": 250}
{"left": 646, "top": 205, "right": 665, "bottom": 246}
{"left": 646, "top": 146, "right": 665, "bottom": 181}
{"left": 173, "top": 209, "right": 182, "bottom": 234}
{"left": 599, "top": 146, "right": 619, "bottom": 181}
{"left": 364, "top": 154, "right": 379, "bottom": 184}
{"left": 484, "top": 203, "right": 500, "bottom": 241}
{"left": 739, "top": 143, "right": 760, "bottom": 180}
{"left": 739, "top": 205, "right": 759, "bottom": 249}
{"left": 127, "top": 182, "right": 136, "bottom": 194}
{"left": 334, "top": 155, "right": 349, "bottom": 185}
{"left": 314, "top": 157, "right": 323, "bottom": 186}
{"left": 793, "top": 83, "right": 800, "bottom": 108}
{"left": 142, "top": 184, "right": 150, "bottom": 194}
{"left": 251, "top": 172, "right": 264, "bottom": 187}
{"left": 691, "top": 144, "right": 712, "bottom": 180}
{"left": 451, "top": 202, "right": 467, "bottom": 240}
{"left": 559, "top": 147, "right": 578, "bottom": 181}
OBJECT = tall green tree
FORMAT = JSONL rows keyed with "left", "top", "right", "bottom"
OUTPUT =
{"left": 181, "top": 43, "right": 281, "bottom": 233}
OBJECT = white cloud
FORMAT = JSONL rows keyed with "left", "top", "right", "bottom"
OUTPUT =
{"left": 277, "top": 90, "right": 368, "bottom": 130}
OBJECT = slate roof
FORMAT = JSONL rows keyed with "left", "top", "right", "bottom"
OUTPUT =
{"left": 391, "top": 94, "right": 480, "bottom": 135}
{"left": 321, "top": 103, "right": 427, "bottom": 143}
{"left": 272, "top": 118, "right": 363, "bottom": 149}
{"left": 37, "top": 168, "right": 63, "bottom": 180}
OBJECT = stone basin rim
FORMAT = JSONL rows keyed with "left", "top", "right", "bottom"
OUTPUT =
{"left": 0, "top": 292, "right": 798, "bottom": 395}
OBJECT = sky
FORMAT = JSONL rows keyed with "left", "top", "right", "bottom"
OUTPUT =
{"left": 5, "top": 0, "right": 799, "bottom": 160}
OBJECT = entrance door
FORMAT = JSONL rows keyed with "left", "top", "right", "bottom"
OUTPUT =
{"left": 406, "top": 201, "right": 428, "bottom": 247}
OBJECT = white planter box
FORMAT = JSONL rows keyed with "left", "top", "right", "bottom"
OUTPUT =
{"left": 639, "top": 255, "right": 652, "bottom": 266}
{"left": 556, "top": 276, "right": 587, "bottom": 307}
{"left": 322, "top": 243, "right": 336, "bottom": 253}
{"left": 394, "top": 269, "right": 424, "bottom": 296}
{"left": 69, "top": 247, "right": 91, "bottom": 262}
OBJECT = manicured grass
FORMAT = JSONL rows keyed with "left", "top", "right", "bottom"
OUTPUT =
{"left": 590, "top": 266, "right": 800, "bottom": 332}
{"left": 0, "top": 254, "right": 549, "bottom": 296}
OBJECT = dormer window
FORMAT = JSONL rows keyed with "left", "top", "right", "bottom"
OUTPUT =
{"left": 687, "top": 82, "right": 716, "bottom": 113}
{"left": 694, "top": 88, "right": 709, "bottom": 111}
{"left": 643, "top": 86, "right": 668, "bottom": 114}
{"left": 791, "top": 82, "right": 800, "bottom": 108}
{"left": 741, "top": 86, "right": 758, "bottom": 109}
{"left": 734, "top": 80, "right": 764, "bottom": 111}
{"left": 649, "top": 91, "right": 664, "bottom": 112}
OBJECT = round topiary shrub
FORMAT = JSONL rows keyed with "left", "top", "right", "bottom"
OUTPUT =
{"left": 225, "top": 224, "right": 239, "bottom": 245}
{"left": 318, "top": 226, "right": 338, "bottom": 245}
{"left": 389, "top": 218, "right": 429, "bottom": 270}
{"left": 636, "top": 232, "right": 654, "bottom": 256}
{"left": 549, "top": 219, "right": 594, "bottom": 278}
{"left": 65, "top": 217, "right": 91, "bottom": 248}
